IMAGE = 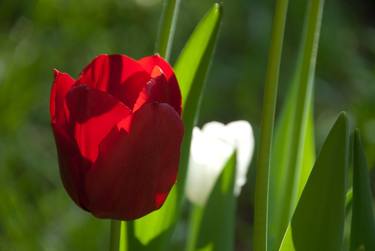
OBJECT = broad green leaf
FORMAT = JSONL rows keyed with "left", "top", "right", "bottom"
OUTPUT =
{"left": 186, "top": 153, "right": 236, "bottom": 251}
{"left": 268, "top": 0, "right": 324, "bottom": 249}
{"left": 129, "top": 4, "right": 223, "bottom": 251}
{"left": 350, "top": 131, "right": 375, "bottom": 251}
{"left": 279, "top": 113, "right": 350, "bottom": 251}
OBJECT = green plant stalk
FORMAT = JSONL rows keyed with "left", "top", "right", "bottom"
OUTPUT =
{"left": 186, "top": 205, "right": 204, "bottom": 251}
{"left": 155, "top": 0, "right": 182, "bottom": 60}
{"left": 110, "top": 221, "right": 132, "bottom": 251}
{"left": 280, "top": 0, "right": 324, "bottom": 235}
{"left": 119, "top": 222, "right": 127, "bottom": 251}
{"left": 253, "top": 0, "right": 289, "bottom": 250}
{"left": 110, "top": 220, "right": 121, "bottom": 251}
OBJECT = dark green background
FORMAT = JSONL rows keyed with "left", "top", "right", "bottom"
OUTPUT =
{"left": 0, "top": 0, "right": 374, "bottom": 250}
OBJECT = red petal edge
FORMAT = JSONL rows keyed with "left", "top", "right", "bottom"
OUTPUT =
{"left": 76, "top": 54, "right": 150, "bottom": 109}
{"left": 138, "top": 55, "right": 182, "bottom": 115}
{"left": 50, "top": 69, "right": 75, "bottom": 126}
{"left": 51, "top": 123, "right": 90, "bottom": 209}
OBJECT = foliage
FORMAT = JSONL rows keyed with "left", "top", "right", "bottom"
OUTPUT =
{"left": 0, "top": 0, "right": 374, "bottom": 251}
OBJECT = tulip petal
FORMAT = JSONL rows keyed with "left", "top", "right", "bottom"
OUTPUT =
{"left": 186, "top": 126, "right": 235, "bottom": 206}
{"left": 138, "top": 55, "right": 181, "bottom": 114}
{"left": 76, "top": 54, "right": 150, "bottom": 109}
{"left": 51, "top": 124, "right": 90, "bottom": 208}
{"left": 138, "top": 55, "right": 174, "bottom": 80}
{"left": 201, "top": 121, "right": 254, "bottom": 195}
{"left": 66, "top": 84, "right": 132, "bottom": 162}
{"left": 50, "top": 69, "right": 75, "bottom": 126}
{"left": 133, "top": 73, "right": 181, "bottom": 114}
{"left": 85, "top": 103, "right": 184, "bottom": 220}
{"left": 226, "top": 121, "right": 254, "bottom": 195}
{"left": 186, "top": 120, "right": 254, "bottom": 206}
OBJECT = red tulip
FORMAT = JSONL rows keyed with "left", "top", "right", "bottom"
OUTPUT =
{"left": 50, "top": 54, "right": 184, "bottom": 220}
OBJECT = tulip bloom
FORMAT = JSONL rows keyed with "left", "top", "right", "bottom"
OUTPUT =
{"left": 50, "top": 54, "right": 184, "bottom": 220}
{"left": 186, "top": 121, "right": 254, "bottom": 206}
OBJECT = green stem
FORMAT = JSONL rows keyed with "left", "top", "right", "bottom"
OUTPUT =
{"left": 110, "top": 220, "right": 121, "bottom": 251}
{"left": 110, "top": 221, "right": 130, "bottom": 251}
{"left": 155, "top": 0, "right": 181, "bottom": 60}
{"left": 185, "top": 205, "right": 204, "bottom": 251}
{"left": 253, "top": 0, "right": 289, "bottom": 250}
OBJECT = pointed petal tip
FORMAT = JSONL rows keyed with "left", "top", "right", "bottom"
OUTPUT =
{"left": 52, "top": 69, "right": 75, "bottom": 83}
{"left": 53, "top": 69, "right": 60, "bottom": 78}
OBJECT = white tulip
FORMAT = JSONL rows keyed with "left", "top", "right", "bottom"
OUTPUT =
{"left": 185, "top": 120, "right": 255, "bottom": 206}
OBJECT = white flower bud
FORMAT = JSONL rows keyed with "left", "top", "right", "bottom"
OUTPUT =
{"left": 186, "top": 120, "right": 254, "bottom": 206}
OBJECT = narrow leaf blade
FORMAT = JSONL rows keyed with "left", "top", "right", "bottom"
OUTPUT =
{"left": 187, "top": 153, "right": 236, "bottom": 251}
{"left": 350, "top": 131, "right": 375, "bottom": 251}
{"left": 155, "top": 0, "right": 181, "bottom": 60}
{"left": 175, "top": 2, "right": 223, "bottom": 200}
{"left": 268, "top": 0, "right": 324, "bottom": 249}
{"left": 269, "top": 83, "right": 316, "bottom": 250}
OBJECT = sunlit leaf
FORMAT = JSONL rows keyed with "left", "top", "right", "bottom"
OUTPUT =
{"left": 175, "top": 1, "right": 223, "bottom": 206}
{"left": 279, "top": 113, "right": 350, "bottom": 251}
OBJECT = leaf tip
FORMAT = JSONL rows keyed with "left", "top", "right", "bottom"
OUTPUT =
{"left": 212, "top": 2, "right": 223, "bottom": 16}
{"left": 337, "top": 111, "right": 348, "bottom": 122}
{"left": 336, "top": 111, "right": 350, "bottom": 132}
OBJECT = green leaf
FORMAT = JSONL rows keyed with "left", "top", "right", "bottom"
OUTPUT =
{"left": 268, "top": 0, "right": 325, "bottom": 249}
{"left": 279, "top": 113, "right": 350, "bottom": 251}
{"left": 269, "top": 89, "right": 315, "bottom": 251}
{"left": 350, "top": 130, "right": 375, "bottom": 251}
{"left": 155, "top": 0, "right": 181, "bottom": 60}
{"left": 175, "top": 3, "right": 222, "bottom": 107}
{"left": 175, "top": 2, "right": 223, "bottom": 202}
{"left": 253, "top": 0, "right": 290, "bottom": 248}
{"left": 129, "top": 4, "right": 223, "bottom": 251}
{"left": 186, "top": 153, "right": 236, "bottom": 251}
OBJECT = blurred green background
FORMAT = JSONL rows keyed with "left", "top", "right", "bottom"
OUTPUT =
{"left": 0, "top": 0, "right": 374, "bottom": 250}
